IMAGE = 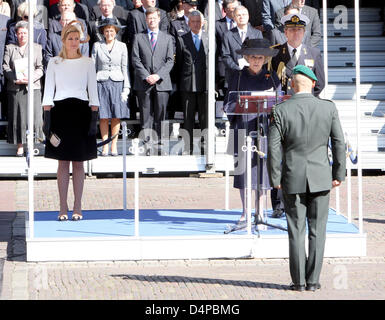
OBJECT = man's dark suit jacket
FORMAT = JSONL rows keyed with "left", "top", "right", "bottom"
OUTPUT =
{"left": 131, "top": 30, "right": 174, "bottom": 91}
{"left": 0, "top": 14, "right": 10, "bottom": 92}
{"left": 221, "top": 24, "right": 263, "bottom": 81}
{"left": 215, "top": 17, "right": 230, "bottom": 79}
{"left": 48, "top": 2, "right": 90, "bottom": 22}
{"left": 203, "top": 0, "right": 223, "bottom": 20}
{"left": 126, "top": 7, "right": 170, "bottom": 45}
{"left": 270, "top": 42, "right": 325, "bottom": 96}
{"left": 242, "top": 0, "right": 263, "bottom": 27}
{"left": 92, "top": 4, "right": 129, "bottom": 21}
{"left": 176, "top": 31, "right": 208, "bottom": 92}
{"left": 262, "top": 0, "right": 290, "bottom": 32}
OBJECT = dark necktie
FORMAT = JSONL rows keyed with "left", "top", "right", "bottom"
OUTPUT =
{"left": 291, "top": 48, "right": 298, "bottom": 66}
{"left": 229, "top": 19, "right": 234, "bottom": 30}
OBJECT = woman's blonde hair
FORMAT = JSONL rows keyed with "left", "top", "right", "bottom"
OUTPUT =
{"left": 58, "top": 21, "right": 89, "bottom": 60}
{"left": 17, "top": 1, "right": 38, "bottom": 18}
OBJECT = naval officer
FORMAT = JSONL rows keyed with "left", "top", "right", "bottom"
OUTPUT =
{"left": 269, "top": 12, "right": 325, "bottom": 97}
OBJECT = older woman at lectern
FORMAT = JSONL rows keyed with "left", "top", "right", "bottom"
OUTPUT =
{"left": 224, "top": 38, "right": 281, "bottom": 225}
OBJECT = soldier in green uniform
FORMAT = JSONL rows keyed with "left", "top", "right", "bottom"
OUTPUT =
{"left": 267, "top": 65, "right": 346, "bottom": 292}
{"left": 268, "top": 11, "right": 325, "bottom": 218}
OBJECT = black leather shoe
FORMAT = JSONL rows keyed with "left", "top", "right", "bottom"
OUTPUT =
{"left": 289, "top": 283, "right": 305, "bottom": 292}
{"left": 306, "top": 283, "right": 321, "bottom": 291}
{"left": 272, "top": 209, "right": 284, "bottom": 218}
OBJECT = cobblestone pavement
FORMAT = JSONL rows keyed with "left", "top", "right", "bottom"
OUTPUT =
{"left": 0, "top": 173, "right": 384, "bottom": 300}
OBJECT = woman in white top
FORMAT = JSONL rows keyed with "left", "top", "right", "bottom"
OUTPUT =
{"left": 42, "top": 21, "right": 99, "bottom": 221}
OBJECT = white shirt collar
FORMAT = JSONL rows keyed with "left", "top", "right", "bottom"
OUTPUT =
{"left": 237, "top": 27, "right": 247, "bottom": 39}
{"left": 191, "top": 31, "right": 202, "bottom": 39}
{"left": 225, "top": 16, "right": 235, "bottom": 29}
{"left": 287, "top": 43, "right": 302, "bottom": 57}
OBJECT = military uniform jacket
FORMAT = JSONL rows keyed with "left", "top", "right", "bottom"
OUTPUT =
{"left": 267, "top": 93, "right": 346, "bottom": 194}
{"left": 270, "top": 42, "right": 325, "bottom": 97}
{"left": 170, "top": 16, "right": 190, "bottom": 38}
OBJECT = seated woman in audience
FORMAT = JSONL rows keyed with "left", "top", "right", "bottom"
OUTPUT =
{"left": 91, "top": 18, "right": 130, "bottom": 156}
{"left": 6, "top": 2, "right": 47, "bottom": 51}
{"left": 3, "top": 21, "right": 44, "bottom": 156}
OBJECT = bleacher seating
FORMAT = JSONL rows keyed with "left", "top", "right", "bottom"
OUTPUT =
{"left": 325, "top": 7, "right": 385, "bottom": 170}
{"left": 0, "top": 5, "right": 384, "bottom": 175}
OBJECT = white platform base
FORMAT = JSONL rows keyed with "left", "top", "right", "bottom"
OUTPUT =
{"left": 26, "top": 232, "right": 367, "bottom": 262}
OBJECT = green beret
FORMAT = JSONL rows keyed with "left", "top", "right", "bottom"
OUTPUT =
{"left": 292, "top": 64, "right": 318, "bottom": 82}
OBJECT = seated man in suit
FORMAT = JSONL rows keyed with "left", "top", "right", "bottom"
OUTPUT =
{"left": 127, "top": 0, "right": 169, "bottom": 45}
{"left": 203, "top": 0, "right": 224, "bottom": 21}
{"left": 242, "top": 0, "right": 263, "bottom": 31}
{"left": 262, "top": 0, "right": 291, "bottom": 33}
{"left": 131, "top": 6, "right": 174, "bottom": 154}
{"left": 49, "top": 0, "right": 90, "bottom": 22}
{"left": 268, "top": 65, "right": 346, "bottom": 291}
{"left": 275, "top": 0, "right": 321, "bottom": 47}
{"left": 176, "top": 10, "right": 208, "bottom": 155}
{"left": 221, "top": 5, "right": 263, "bottom": 84}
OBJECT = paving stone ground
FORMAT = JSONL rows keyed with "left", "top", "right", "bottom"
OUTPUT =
{"left": 0, "top": 173, "right": 384, "bottom": 301}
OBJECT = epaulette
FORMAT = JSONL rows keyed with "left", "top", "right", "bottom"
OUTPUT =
{"left": 269, "top": 43, "right": 282, "bottom": 49}
{"left": 316, "top": 97, "right": 335, "bottom": 104}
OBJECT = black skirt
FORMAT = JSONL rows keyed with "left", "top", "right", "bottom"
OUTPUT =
{"left": 44, "top": 98, "right": 97, "bottom": 161}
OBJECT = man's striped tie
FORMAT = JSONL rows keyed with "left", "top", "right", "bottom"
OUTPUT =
{"left": 150, "top": 31, "right": 156, "bottom": 51}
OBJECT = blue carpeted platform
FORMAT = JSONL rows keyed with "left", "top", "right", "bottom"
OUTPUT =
{"left": 31, "top": 208, "right": 359, "bottom": 238}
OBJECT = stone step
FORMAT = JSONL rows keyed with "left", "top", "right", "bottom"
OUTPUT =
{"left": 327, "top": 51, "right": 385, "bottom": 67}
{"left": 328, "top": 67, "right": 385, "bottom": 83}
{"left": 319, "top": 37, "right": 385, "bottom": 52}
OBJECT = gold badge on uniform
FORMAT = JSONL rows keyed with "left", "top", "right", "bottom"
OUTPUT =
{"left": 304, "top": 59, "right": 314, "bottom": 68}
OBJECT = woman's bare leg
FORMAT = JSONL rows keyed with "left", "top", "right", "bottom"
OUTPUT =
{"left": 99, "top": 118, "right": 109, "bottom": 154}
{"left": 72, "top": 161, "right": 85, "bottom": 215}
{"left": 110, "top": 118, "right": 120, "bottom": 154}
{"left": 57, "top": 160, "right": 70, "bottom": 216}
